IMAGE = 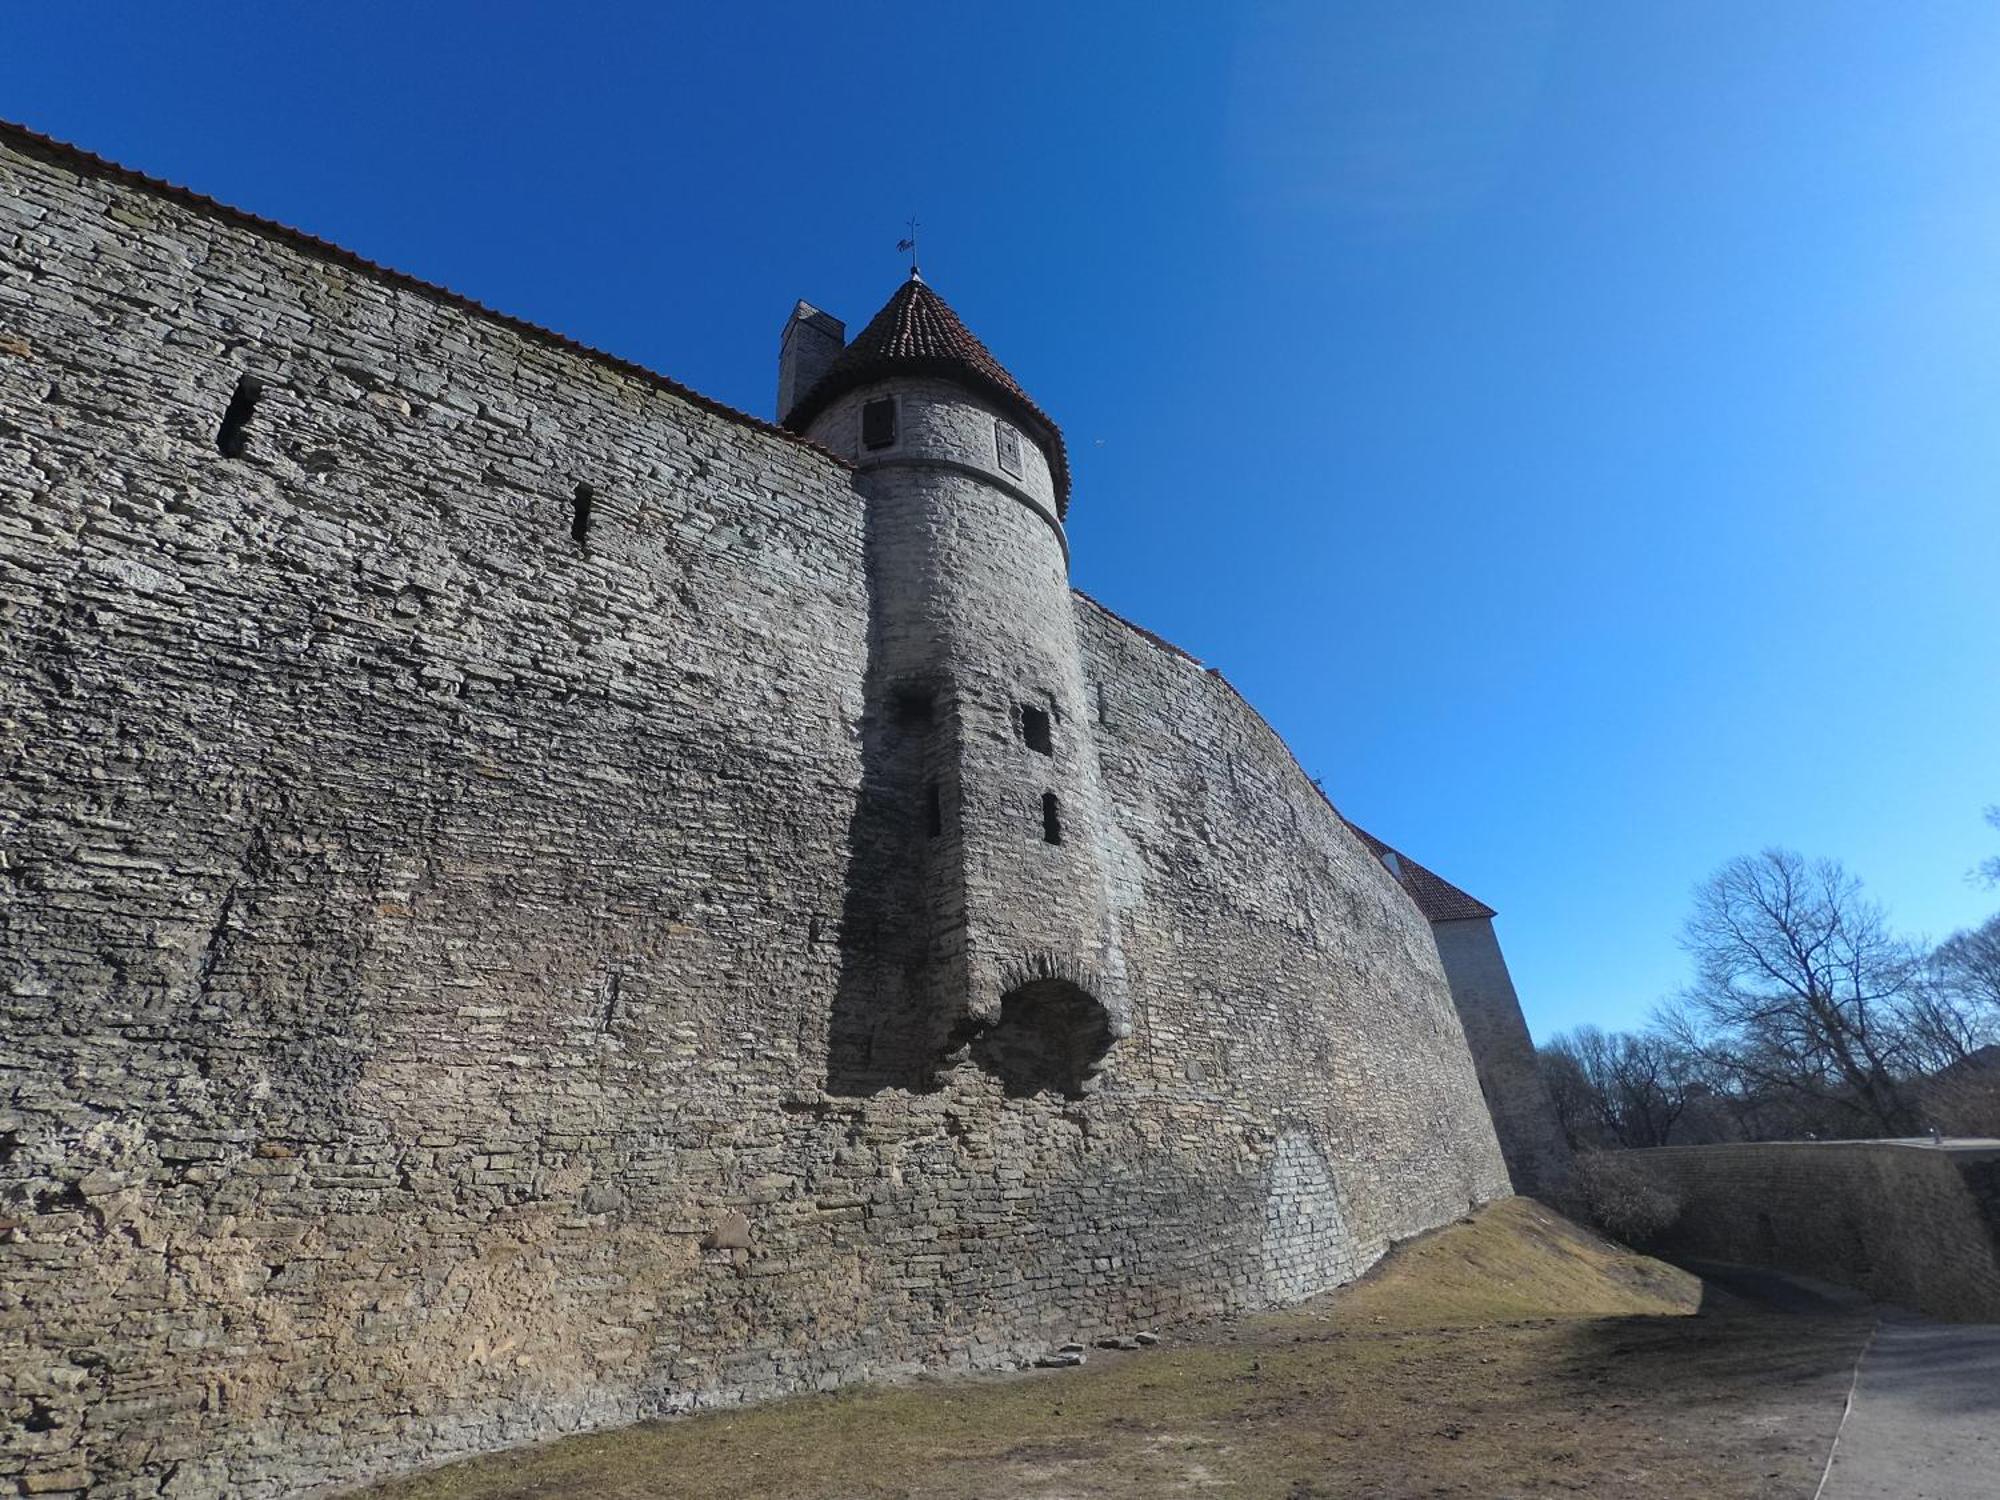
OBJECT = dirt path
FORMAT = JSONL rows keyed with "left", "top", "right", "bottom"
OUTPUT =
{"left": 356, "top": 1200, "right": 1872, "bottom": 1499}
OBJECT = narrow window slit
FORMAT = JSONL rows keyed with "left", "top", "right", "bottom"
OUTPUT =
{"left": 995, "top": 419, "right": 1023, "bottom": 478}
{"left": 216, "top": 375, "right": 263, "bottom": 457}
{"left": 1020, "top": 705, "right": 1053, "bottom": 755}
{"left": 1042, "top": 792, "right": 1062, "bottom": 845}
{"left": 926, "top": 783, "right": 944, "bottom": 839}
{"left": 571, "top": 483, "right": 594, "bottom": 545}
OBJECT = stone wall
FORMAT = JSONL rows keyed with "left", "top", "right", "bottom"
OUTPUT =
{"left": 1075, "top": 599, "right": 1510, "bottom": 1262}
{"left": 1625, "top": 1143, "right": 2000, "bottom": 1320}
{"left": 0, "top": 125, "right": 1507, "bottom": 1500}
{"left": 1429, "top": 917, "right": 1572, "bottom": 1199}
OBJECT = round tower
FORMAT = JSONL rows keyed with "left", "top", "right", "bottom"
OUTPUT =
{"left": 783, "top": 273, "right": 1127, "bottom": 1097}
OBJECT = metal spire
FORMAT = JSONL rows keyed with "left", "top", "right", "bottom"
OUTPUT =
{"left": 896, "top": 216, "right": 921, "bottom": 280}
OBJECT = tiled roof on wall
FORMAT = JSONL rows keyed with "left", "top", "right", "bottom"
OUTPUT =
{"left": 783, "top": 275, "right": 1072, "bottom": 516}
{"left": 1345, "top": 824, "right": 1498, "bottom": 923}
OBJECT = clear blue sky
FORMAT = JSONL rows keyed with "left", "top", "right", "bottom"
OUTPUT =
{"left": 9, "top": 3, "right": 1997, "bottom": 1040}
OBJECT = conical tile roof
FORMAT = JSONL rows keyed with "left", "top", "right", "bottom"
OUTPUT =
{"left": 783, "top": 275, "right": 1071, "bottom": 515}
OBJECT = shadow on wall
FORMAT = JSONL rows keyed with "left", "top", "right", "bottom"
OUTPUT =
{"left": 826, "top": 778, "right": 1115, "bottom": 1100}
{"left": 1616, "top": 1144, "right": 2000, "bottom": 1322}
{"left": 823, "top": 465, "right": 959, "bottom": 1095}
{"left": 968, "top": 977, "right": 1112, "bottom": 1098}
{"left": 824, "top": 495, "right": 1115, "bottom": 1101}
{"left": 822, "top": 662, "right": 950, "bottom": 1095}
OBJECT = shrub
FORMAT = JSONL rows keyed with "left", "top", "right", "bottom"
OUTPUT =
{"left": 1571, "top": 1151, "right": 1682, "bottom": 1244}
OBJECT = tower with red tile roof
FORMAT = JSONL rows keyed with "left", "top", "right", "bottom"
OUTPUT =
{"left": 781, "top": 273, "right": 1127, "bottom": 1096}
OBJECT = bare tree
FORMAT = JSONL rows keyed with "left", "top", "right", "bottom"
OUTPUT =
{"left": 1932, "top": 914, "right": 2000, "bottom": 1019}
{"left": 1536, "top": 1041, "right": 1600, "bottom": 1152}
{"left": 1538, "top": 1026, "right": 1702, "bottom": 1149}
{"left": 1677, "top": 849, "right": 1921, "bottom": 1135}
{"left": 1891, "top": 991, "right": 1977, "bottom": 1077}
{"left": 1545, "top": 845, "right": 1999, "bottom": 1147}
{"left": 1976, "top": 806, "right": 2000, "bottom": 889}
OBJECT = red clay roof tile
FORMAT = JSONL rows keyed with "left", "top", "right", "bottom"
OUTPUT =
{"left": 782, "top": 275, "right": 1072, "bottom": 516}
{"left": 1345, "top": 824, "right": 1498, "bottom": 923}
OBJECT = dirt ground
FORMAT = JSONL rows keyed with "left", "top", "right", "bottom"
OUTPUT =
{"left": 357, "top": 1199, "right": 1872, "bottom": 1499}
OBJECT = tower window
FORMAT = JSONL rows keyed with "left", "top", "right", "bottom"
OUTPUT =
{"left": 995, "top": 420, "right": 1023, "bottom": 478}
{"left": 890, "top": 686, "right": 933, "bottom": 728}
{"left": 1020, "top": 705, "right": 1052, "bottom": 756}
{"left": 571, "top": 483, "right": 594, "bottom": 545}
{"left": 216, "top": 374, "right": 263, "bottom": 457}
{"left": 926, "top": 783, "right": 944, "bottom": 838}
{"left": 861, "top": 397, "right": 897, "bottom": 450}
{"left": 1041, "top": 792, "right": 1062, "bottom": 846}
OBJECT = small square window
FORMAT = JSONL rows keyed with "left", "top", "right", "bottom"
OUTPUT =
{"left": 862, "top": 397, "right": 897, "bottom": 450}
{"left": 995, "top": 420, "right": 1023, "bottom": 478}
{"left": 1020, "top": 705, "right": 1052, "bottom": 755}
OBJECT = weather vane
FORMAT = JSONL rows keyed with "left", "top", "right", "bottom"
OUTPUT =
{"left": 896, "top": 216, "right": 920, "bottom": 279}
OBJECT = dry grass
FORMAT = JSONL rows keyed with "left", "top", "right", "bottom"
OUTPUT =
{"left": 357, "top": 1198, "right": 1869, "bottom": 1499}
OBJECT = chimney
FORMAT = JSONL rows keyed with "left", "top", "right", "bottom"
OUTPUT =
{"left": 777, "top": 300, "right": 845, "bottom": 425}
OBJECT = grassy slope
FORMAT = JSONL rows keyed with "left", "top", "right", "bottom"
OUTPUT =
{"left": 358, "top": 1198, "right": 1867, "bottom": 1499}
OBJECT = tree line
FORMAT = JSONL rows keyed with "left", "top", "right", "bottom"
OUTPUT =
{"left": 1539, "top": 810, "right": 2000, "bottom": 1149}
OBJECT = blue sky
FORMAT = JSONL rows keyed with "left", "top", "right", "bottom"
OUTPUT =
{"left": 9, "top": 3, "right": 1997, "bottom": 1040}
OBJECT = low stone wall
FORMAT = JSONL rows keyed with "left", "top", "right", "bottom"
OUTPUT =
{"left": 1625, "top": 1142, "right": 2000, "bottom": 1320}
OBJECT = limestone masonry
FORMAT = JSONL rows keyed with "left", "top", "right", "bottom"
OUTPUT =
{"left": 0, "top": 122, "right": 1561, "bottom": 1497}
{"left": 1625, "top": 1142, "right": 2000, "bottom": 1322}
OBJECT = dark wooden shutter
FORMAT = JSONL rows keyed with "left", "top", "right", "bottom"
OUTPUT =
{"left": 862, "top": 397, "right": 897, "bottom": 450}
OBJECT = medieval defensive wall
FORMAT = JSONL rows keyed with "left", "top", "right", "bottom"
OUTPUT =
{"left": 0, "top": 122, "right": 1548, "bottom": 1497}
